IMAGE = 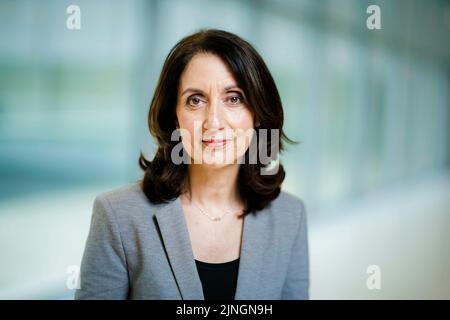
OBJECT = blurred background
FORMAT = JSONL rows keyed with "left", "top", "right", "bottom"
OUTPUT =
{"left": 0, "top": 0, "right": 449, "bottom": 299}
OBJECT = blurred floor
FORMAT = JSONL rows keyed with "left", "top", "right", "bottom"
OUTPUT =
{"left": 310, "top": 170, "right": 450, "bottom": 299}
{"left": 0, "top": 183, "right": 114, "bottom": 299}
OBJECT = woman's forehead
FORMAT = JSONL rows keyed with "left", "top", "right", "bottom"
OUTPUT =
{"left": 179, "top": 53, "right": 239, "bottom": 92}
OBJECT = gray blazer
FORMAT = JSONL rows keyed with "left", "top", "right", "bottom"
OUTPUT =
{"left": 74, "top": 183, "right": 309, "bottom": 300}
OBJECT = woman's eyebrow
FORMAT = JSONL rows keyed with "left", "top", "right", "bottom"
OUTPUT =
{"left": 224, "top": 85, "right": 242, "bottom": 92}
{"left": 180, "top": 88, "right": 204, "bottom": 96}
{"left": 225, "top": 85, "right": 246, "bottom": 100}
{"left": 180, "top": 85, "right": 243, "bottom": 96}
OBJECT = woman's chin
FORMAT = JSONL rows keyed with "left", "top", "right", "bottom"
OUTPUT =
{"left": 190, "top": 157, "right": 238, "bottom": 168}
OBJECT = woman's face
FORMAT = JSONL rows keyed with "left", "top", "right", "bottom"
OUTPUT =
{"left": 175, "top": 53, "right": 255, "bottom": 167}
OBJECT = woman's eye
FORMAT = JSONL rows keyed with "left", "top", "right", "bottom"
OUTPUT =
{"left": 228, "top": 95, "right": 243, "bottom": 105}
{"left": 187, "top": 96, "right": 204, "bottom": 107}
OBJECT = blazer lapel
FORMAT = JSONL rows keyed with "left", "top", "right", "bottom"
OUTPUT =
{"left": 234, "top": 209, "right": 268, "bottom": 299}
{"left": 154, "top": 197, "right": 204, "bottom": 300}
{"left": 155, "top": 196, "right": 270, "bottom": 300}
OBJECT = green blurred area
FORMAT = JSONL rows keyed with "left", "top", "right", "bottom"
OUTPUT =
{"left": 0, "top": 0, "right": 448, "bottom": 299}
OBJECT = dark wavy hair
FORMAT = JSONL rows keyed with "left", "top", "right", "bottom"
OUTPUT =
{"left": 139, "top": 29, "right": 296, "bottom": 216}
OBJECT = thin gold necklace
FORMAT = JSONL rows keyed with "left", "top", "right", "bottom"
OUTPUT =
{"left": 191, "top": 201, "right": 239, "bottom": 222}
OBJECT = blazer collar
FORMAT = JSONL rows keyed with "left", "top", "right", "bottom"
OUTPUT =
{"left": 154, "top": 196, "right": 269, "bottom": 300}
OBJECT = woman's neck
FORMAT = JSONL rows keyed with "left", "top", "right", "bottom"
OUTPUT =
{"left": 184, "top": 164, "right": 242, "bottom": 208}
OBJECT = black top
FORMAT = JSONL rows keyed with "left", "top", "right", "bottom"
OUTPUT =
{"left": 195, "top": 258, "right": 240, "bottom": 300}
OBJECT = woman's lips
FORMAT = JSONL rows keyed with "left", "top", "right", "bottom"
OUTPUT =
{"left": 202, "top": 139, "right": 230, "bottom": 148}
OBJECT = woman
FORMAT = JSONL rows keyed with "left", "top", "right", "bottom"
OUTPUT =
{"left": 75, "top": 29, "right": 309, "bottom": 300}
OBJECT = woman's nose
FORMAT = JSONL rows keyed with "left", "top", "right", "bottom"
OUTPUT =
{"left": 203, "top": 98, "right": 225, "bottom": 131}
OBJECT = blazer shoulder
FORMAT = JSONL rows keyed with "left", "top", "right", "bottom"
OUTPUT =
{"left": 95, "top": 181, "right": 148, "bottom": 207}
{"left": 270, "top": 190, "right": 307, "bottom": 225}
{"left": 93, "top": 181, "right": 160, "bottom": 223}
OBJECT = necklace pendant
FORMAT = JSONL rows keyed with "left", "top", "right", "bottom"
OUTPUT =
{"left": 212, "top": 217, "right": 221, "bottom": 221}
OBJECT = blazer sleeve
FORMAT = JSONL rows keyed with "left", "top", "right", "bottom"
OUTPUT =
{"left": 281, "top": 200, "right": 310, "bottom": 299}
{"left": 74, "top": 195, "right": 129, "bottom": 299}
